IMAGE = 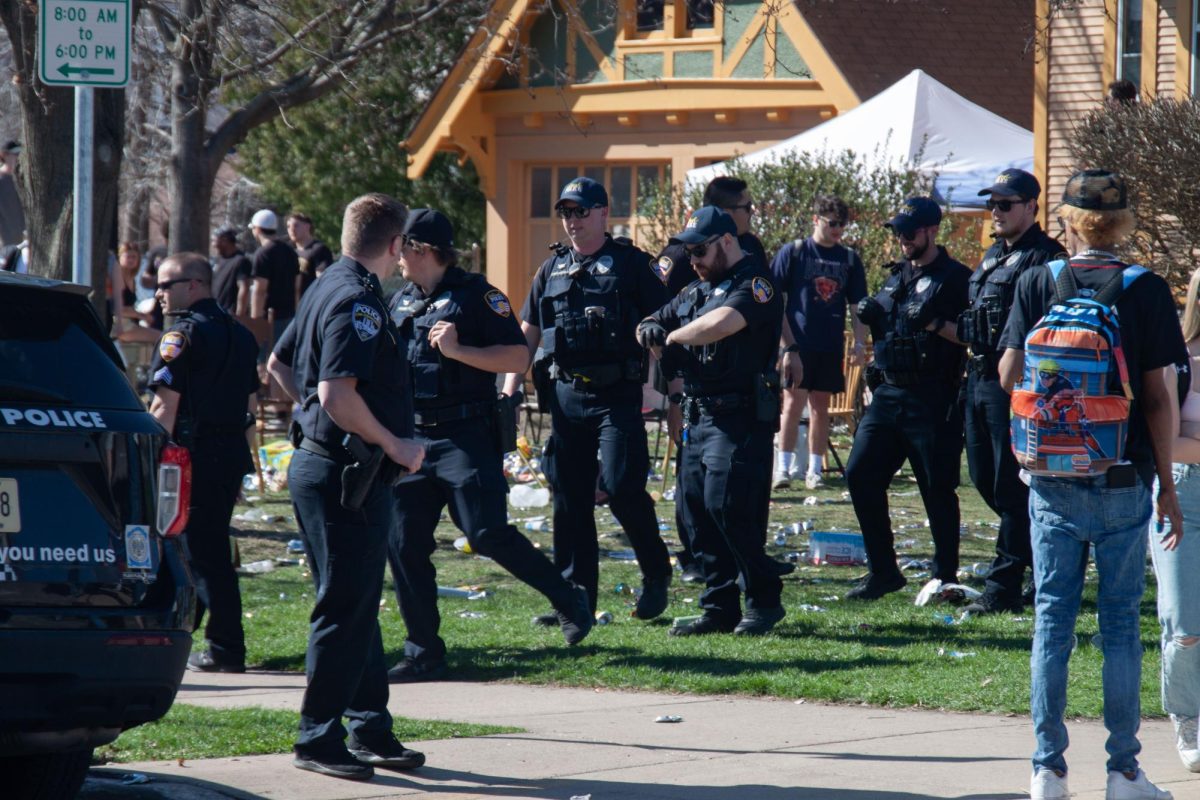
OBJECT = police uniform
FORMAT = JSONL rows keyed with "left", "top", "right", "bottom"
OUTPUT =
{"left": 389, "top": 264, "right": 590, "bottom": 671}
{"left": 277, "top": 255, "right": 410, "bottom": 762}
{"left": 960, "top": 221, "right": 1064, "bottom": 608}
{"left": 648, "top": 207, "right": 785, "bottom": 634}
{"left": 523, "top": 233, "right": 672, "bottom": 613}
{"left": 149, "top": 298, "right": 258, "bottom": 670}
{"left": 847, "top": 245, "right": 970, "bottom": 591}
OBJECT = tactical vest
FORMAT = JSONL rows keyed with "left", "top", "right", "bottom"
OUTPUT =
{"left": 963, "top": 242, "right": 1045, "bottom": 355}
{"left": 674, "top": 263, "right": 760, "bottom": 395}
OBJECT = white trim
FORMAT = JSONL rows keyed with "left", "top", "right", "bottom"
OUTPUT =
{"left": 1193, "top": 0, "right": 1199, "bottom": 95}
{"left": 1116, "top": 0, "right": 1143, "bottom": 84}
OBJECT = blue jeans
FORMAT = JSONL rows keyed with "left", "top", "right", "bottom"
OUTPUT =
{"left": 1150, "top": 464, "right": 1200, "bottom": 720}
{"left": 1029, "top": 473, "right": 1151, "bottom": 775}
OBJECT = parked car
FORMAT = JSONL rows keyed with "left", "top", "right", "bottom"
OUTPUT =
{"left": 0, "top": 272, "right": 194, "bottom": 799}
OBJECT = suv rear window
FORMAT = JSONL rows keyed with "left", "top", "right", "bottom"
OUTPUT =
{"left": 0, "top": 291, "right": 143, "bottom": 410}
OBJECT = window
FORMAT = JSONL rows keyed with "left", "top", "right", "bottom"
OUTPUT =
{"left": 1193, "top": 0, "right": 1199, "bottom": 95}
{"left": 637, "top": 0, "right": 664, "bottom": 32}
{"left": 686, "top": 0, "right": 714, "bottom": 29}
{"left": 1117, "top": 0, "right": 1143, "bottom": 86}
{"left": 528, "top": 163, "right": 665, "bottom": 222}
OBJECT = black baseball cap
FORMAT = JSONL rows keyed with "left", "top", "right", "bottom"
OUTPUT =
{"left": 1061, "top": 169, "right": 1128, "bottom": 211}
{"left": 403, "top": 208, "right": 454, "bottom": 249}
{"left": 555, "top": 177, "right": 609, "bottom": 209}
{"left": 978, "top": 168, "right": 1041, "bottom": 200}
{"left": 885, "top": 196, "right": 942, "bottom": 236}
{"left": 669, "top": 206, "right": 738, "bottom": 245}
{"left": 213, "top": 226, "right": 239, "bottom": 242}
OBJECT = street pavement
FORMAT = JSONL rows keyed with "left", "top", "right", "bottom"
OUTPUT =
{"left": 81, "top": 671, "right": 1200, "bottom": 799}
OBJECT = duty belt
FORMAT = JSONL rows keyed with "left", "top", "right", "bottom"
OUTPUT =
{"left": 297, "top": 436, "right": 354, "bottom": 464}
{"left": 681, "top": 391, "right": 750, "bottom": 420}
{"left": 881, "top": 370, "right": 924, "bottom": 387}
{"left": 413, "top": 399, "right": 496, "bottom": 428}
{"left": 968, "top": 352, "right": 1001, "bottom": 377}
{"left": 553, "top": 361, "right": 634, "bottom": 391}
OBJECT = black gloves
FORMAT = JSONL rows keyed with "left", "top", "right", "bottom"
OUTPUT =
{"left": 637, "top": 319, "right": 668, "bottom": 348}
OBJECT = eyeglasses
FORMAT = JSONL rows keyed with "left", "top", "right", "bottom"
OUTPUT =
{"left": 820, "top": 217, "right": 848, "bottom": 228}
{"left": 402, "top": 236, "right": 428, "bottom": 255}
{"left": 724, "top": 202, "right": 754, "bottom": 214}
{"left": 555, "top": 206, "right": 594, "bottom": 220}
{"left": 155, "top": 277, "right": 194, "bottom": 291}
{"left": 684, "top": 236, "right": 721, "bottom": 259}
{"left": 985, "top": 198, "right": 1025, "bottom": 212}
{"left": 895, "top": 229, "right": 920, "bottom": 242}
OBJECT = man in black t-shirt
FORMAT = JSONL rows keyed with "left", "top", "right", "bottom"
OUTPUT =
{"left": 998, "top": 170, "right": 1182, "bottom": 800}
{"left": 248, "top": 208, "right": 301, "bottom": 346}
{"left": 288, "top": 212, "right": 334, "bottom": 297}
{"left": 211, "top": 227, "right": 252, "bottom": 316}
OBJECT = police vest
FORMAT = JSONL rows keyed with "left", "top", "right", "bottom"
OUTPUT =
{"left": 674, "top": 262, "right": 768, "bottom": 395}
{"left": 872, "top": 258, "right": 961, "bottom": 383}
{"left": 965, "top": 227, "right": 1064, "bottom": 355}
{"left": 538, "top": 239, "right": 644, "bottom": 372}
{"left": 391, "top": 270, "right": 500, "bottom": 408}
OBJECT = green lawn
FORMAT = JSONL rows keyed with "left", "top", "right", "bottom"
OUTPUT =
{"left": 221, "top": 426, "right": 1168, "bottom": 722}
{"left": 97, "top": 704, "right": 519, "bottom": 763}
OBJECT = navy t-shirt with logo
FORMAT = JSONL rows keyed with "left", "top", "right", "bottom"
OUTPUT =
{"left": 770, "top": 237, "right": 867, "bottom": 353}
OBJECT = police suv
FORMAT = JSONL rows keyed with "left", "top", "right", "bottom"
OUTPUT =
{"left": 0, "top": 273, "right": 195, "bottom": 798}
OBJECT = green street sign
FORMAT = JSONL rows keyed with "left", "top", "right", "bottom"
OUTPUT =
{"left": 38, "top": 0, "right": 130, "bottom": 88}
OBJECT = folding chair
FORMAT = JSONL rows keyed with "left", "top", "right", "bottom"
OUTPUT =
{"left": 824, "top": 336, "right": 869, "bottom": 476}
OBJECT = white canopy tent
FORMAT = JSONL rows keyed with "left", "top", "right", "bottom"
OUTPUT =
{"left": 684, "top": 69, "right": 1034, "bottom": 209}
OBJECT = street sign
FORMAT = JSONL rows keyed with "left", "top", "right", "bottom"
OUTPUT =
{"left": 38, "top": 0, "right": 130, "bottom": 88}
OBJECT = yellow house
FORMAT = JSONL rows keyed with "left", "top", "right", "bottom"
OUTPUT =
{"left": 406, "top": 0, "right": 1036, "bottom": 306}
{"left": 1033, "top": 0, "right": 1197, "bottom": 220}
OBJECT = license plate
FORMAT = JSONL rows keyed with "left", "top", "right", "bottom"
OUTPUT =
{"left": 0, "top": 478, "right": 19, "bottom": 533}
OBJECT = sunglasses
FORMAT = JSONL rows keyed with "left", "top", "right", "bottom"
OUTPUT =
{"left": 985, "top": 198, "right": 1025, "bottom": 212}
{"left": 895, "top": 229, "right": 920, "bottom": 242}
{"left": 155, "top": 277, "right": 194, "bottom": 291}
{"left": 685, "top": 236, "right": 721, "bottom": 259}
{"left": 725, "top": 202, "right": 754, "bottom": 214}
{"left": 556, "top": 206, "right": 594, "bottom": 220}
{"left": 820, "top": 217, "right": 848, "bottom": 228}
{"left": 402, "top": 236, "right": 428, "bottom": 255}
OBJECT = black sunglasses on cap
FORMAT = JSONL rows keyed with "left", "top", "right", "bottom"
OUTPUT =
{"left": 985, "top": 198, "right": 1026, "bottom": 212}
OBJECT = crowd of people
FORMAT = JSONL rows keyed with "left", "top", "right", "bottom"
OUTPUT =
{"left": 113, "top": 163, "right": 1195, "bottom": 799}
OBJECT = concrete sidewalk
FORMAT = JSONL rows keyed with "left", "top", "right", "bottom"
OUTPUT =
{"left": 103, "top": 671, "right": 1200, "bottom": 800}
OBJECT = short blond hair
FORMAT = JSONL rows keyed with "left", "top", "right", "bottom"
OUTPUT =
{"left": 341, "top": 194, "right": 407, "bottom": 259}
{"left": 1182, "top": 267, "right": 1200, "bottom": 343}
{"left": 1060, "top": 204, "right": 1135, "bottom": 250}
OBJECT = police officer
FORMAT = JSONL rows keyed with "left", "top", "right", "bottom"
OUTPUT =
{"left": 266, "top": 194, "right": 426, "bottom": 781}
{"left": 148, "top": 253, "right": 259, "bottom": 673}
{"left": 502, "top": 177, "right": 672, "bottom": 620}
{"left": 640, "top": 207, "right": 786, "bottom": 636}
{"left": 653, "top": 176, "right": 771, "bottom": 584}
{"left": 386, "top": 210, "right": 592, "bottom": 682}
{"left": 846, "top": 197, "right": 970, "bottom": 600}
{"left": 956, "top": 170, "right": 1066, "bottom": 615}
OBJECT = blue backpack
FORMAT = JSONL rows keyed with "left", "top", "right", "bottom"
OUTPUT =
{"left": 1010, "top": 259, "right": 1145, "bottom": 477}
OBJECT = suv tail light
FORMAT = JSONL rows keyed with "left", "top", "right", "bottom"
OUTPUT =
{"left": 157, "top": 445, "right": 191, "bottom": 537}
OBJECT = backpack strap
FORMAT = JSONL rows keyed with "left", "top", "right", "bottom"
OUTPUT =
{"left": 1046, "top": 258, "right": 1078, "bottom": 305}
{"left": 1092, "top": 264, "right": 1147, "bottom": 307}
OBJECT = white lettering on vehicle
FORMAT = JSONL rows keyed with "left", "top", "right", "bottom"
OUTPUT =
{"left": 0, "top": 545, "right": 116, "bottom": 564}
{"left": 0, "top": 408, "right": 106, "bottom": 429}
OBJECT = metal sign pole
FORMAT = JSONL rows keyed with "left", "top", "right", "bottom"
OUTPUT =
{"left": 72, "top": 85, "right": 93, "bottom": 287}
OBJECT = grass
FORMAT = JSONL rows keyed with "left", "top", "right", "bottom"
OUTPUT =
{"left": 212, "top": 423, "right": 1169, "bottom": 722}
{"left": 96, "top": 704, "right": 520, "bottom": 763}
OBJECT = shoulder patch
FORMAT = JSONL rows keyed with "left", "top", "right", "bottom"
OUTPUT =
{"left": 751, "top": 276, "right": 774, "bottom": 304}
{"left": 352, "top": 302, "right": 382, "bottom": 341}
{"left": 654, "top": 256, "right": 674, "bottom": 284}
{"left": 484, "top": 289, "right": 512, "bottom": 317}
{"left": 158, "top": 330, "right": 187, "bottom": 362}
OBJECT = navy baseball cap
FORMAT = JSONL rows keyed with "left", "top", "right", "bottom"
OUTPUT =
{"left": 669, "top": 206, "right": 738, "bottom": 245}
{"left": 885, "top": 196, "right": 942, "bottom": 236}
{"left": 555, "top": 177, "right": 609, "bottom": 209}
{"left": 978, "top": 168, "right": 1041, "bottom": 200}
{"left": 1062, "top": 169, "right": 1128, "bottom": 211}
{"left": 403, "top": 208, "right": 454, "bottom": 249}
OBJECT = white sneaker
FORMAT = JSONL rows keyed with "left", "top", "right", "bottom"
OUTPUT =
{"left": 1031, "top": 767, "right": 1069, "bottom": 799}
{"left": 1106, "top": 769, "right": 1172, "bottom": 799}
{"left": 771, "top": 470, "right": 790, "bottom": 491}
{"left": 1171, "top": 714, "right": 1200, "bottom": 772}
{"left": 805, "top": 471, "right": 825, "bottom": 489}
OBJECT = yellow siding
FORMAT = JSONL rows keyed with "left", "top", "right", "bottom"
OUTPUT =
{"left": 1045, "top": 0, "right": 1106, "bottom": 209}
{"left": 1158, "top": 0, "right": 1178, "bottom": 94}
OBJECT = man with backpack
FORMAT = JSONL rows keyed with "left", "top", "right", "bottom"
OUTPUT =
{"left": 999, "top": 169, "right": 1184, "bottom": 800}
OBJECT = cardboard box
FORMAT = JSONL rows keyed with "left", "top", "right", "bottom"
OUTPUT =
{"left": 809, "top": 531, "right": 867, "bottom": 566}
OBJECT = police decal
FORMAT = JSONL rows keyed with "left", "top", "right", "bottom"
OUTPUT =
{"left": 158, "top": 331, "right": 187, "bottom": 362}
{"left": 654, "top": 256, "right": 674, "bottom": 284}
{"left": 594, "top": 255, "right": 614, "bottom": 274}
{"left": 915, "top": 276, "right": 932, "bottom": 295}
{"left": 153, "top": 366, "right": 173, "bottom": 386}
{"left": 352, "top": 303, "right": 382, "bottom": 341}
{"left": 485, "top": 290, "right": 511, "bottom": 317}
{"left": 751, "top": 276, "right": 774, "bottom": 304}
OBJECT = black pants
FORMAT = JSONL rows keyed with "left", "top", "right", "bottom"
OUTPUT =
{"left": 390, "top": 418, "right": 577, "bottom": 662}
{"left": 542, "top": 380, "right": 671, "bottom": 611}
{"left": 964, "top": 369, "right": 1031, "bottom": 597}
{"left": 678, "top": 412, "right": 782, "bottom": 620}
{"left": 673, "top": 443, "right": 698, "bottom": 569}
{"left": 289, "top": 449, "right": 393, "bottom": 756}
{"left": 846, "top": 383, "right": 964, "bottom": 584}
{"left": 184, "top": 451, "right": 246, "bottom": 665}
